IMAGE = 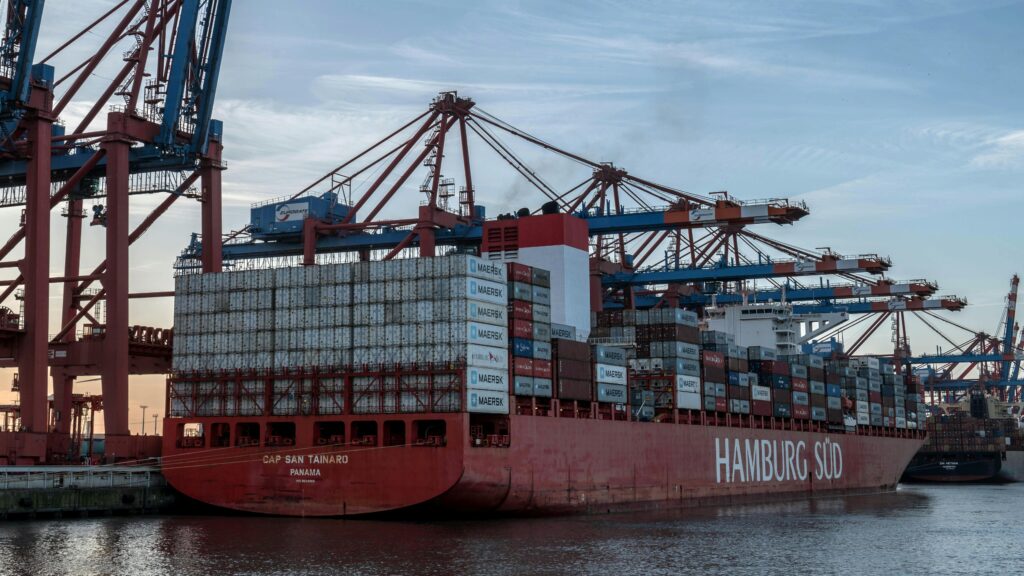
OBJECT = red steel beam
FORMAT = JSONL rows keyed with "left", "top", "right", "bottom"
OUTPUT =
{"left": 18, "top": 106, "right": 54, "bottom": 437}
{"left": 101, "top": 126, "right": 132, "bottom": 436}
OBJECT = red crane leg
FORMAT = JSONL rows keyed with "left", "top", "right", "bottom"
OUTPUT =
{"left": 201, "top": 135, "right": 224, "bottom": 273}
{"left": 102, "top": 133, "right": 131, "bottom": 437}
{"left": 53, "top": 198, "right": 84, "bottom": 435}
{"left": 18, "top": 111, "right": 54, "bottom": 439}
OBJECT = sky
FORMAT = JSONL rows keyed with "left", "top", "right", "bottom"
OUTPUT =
{"left": 2, "top": 0, "right": 1022, "bottom": 433}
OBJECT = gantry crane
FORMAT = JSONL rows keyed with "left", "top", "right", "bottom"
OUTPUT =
{"left": 0, "top": 0, "right": 231, "bottom": 463}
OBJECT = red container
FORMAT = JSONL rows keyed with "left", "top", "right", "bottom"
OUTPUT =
{"left": 533, "top": 359, "right": 552, "bottom": 379}
{"left": 809, "top": 367, "right": 825, "bottom": 381}
{"left": 508, "top": 262, "right": 532, "bottom": 284}
{"left": 773, "top": 389, "right": 792, "bottom": 404}
{"left": 869, "top": 391, "right": 882, "bottom": 403}
{"left": 793, "top": 404, "right": 810, "bottom": 420}
{"left": 513, "top": 357, "right": 534, "bottom": 376}
{"left": 728, "top": 385, "right": 749, "bottom": 401}
{"left": 811, "top": 394, "right": 828, "bottom": 409}
{"left": 752, "top": 400, "right": 773, "bottom": 417}
{"left": 512, "top": 320, "right": 534, "bottom": 340}
{"left": 703, "top": 367, "right": 727, "bottom": 383}
{"left": 714, "top": 397, "right": 727, "bottom": 412}
{"left": 557, "top": 359, "right": 591, "bottom": 380}
{"left": 791, "top": 377, "right": 809, "bottom": 392}
{"left": 827, "top": 408, "right": 844, "bottom": 423}
{"left": 511, "top": 300, "right": 533, "bottom": 320}
{"left": 702, "top": 350, "right": 725, "bottom": 370}
{"left": 676, "top": 325, "right": 700, "bottom": 343}
{"left": 557, "top": 378, "right": 592, "bottom": 401}
{"left": 553, "top": 339, "right": 590, "bottom": 361}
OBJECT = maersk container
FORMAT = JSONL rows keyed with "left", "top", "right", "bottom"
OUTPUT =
{"left": 532, "top": 323, "right": 551, "bottom": 342}
{"left": 593, "top": 345, "right": 628, "bottom": 366}
{"left": 466, "top": 300, "right": 507, "bottom": 326}
{"left": 460, "top": 255, "right": 508, "bottom": 283}
{"left": 466, "top": 385, "right": 509, "bottom": 412}
{"left": 595, "top": 363, "right": 627, "bottom": 385}
{"left": 811, "top": 407, "right": 827, "bottom": 422}
{"left": 675, "top": 375, "right": 701, "bottom": 394}
{"left": 856, "top": 412, "right": 871, "bottom": 425}
{"left": 465, "top": 322, "right": 508, "bottom": 348}
{"left": 533, "top": 378, "right": 553, "bottom": 398}
{"left": 465, "top": 277, "right": 508, "bottom": 305}
{"left": 596, "top": 383, "right": 627, "bottom": 403}
{"left": 550, "top": 323, "right": 577, "bottom": 341}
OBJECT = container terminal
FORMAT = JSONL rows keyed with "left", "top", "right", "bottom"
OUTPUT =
{"left": 0, "top": 1, "right": 1020, "bottom": 517}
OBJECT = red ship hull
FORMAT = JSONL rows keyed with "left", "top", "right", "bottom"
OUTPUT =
{"left": 161, "top": 414, "right": 924, "bottom": 517}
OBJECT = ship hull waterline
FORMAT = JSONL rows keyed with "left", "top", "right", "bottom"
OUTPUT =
{"left": 161, "top": 415, "right": 925, "bottom": 517}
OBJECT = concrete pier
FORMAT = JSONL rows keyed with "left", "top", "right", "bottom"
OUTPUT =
{"left": 0, "top": 466, "right": 176, "bottom": 518}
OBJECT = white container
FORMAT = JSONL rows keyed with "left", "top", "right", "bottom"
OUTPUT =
{"left": 466, "top": 367, "right": 509, "bottom": 392}
{"left": 676, "top": 375, "right": 701, "bottom": 394}
{"left": 462, "top": 255, "right": 508, "bottom": 283}
{"left": 465, "top": 277, "right": 507, "bottom": 306}
{"left": 752, "top": 385, "right": 772, "bottom": 402}
{"left": 466, "top": 344, "right": 509, "bottom": 370}
{"left": 467, "top": 388, "right": 509, "bottom": 414}
{"left": 594, "top": 363, "right": 627, "bottom": 385}
{"left": 676, "top": 391, "right": 702, "bottom": 410}
{"left": 466, "top": 300, "right": 507, "bottom": 327}
{"left": 466, "top": 322, "right": 508, "bottom": 347}
{"left": 596, "top": 383, "right": 627, "bottom": 403}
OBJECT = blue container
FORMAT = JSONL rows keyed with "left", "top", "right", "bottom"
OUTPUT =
{"left": 772, "top": 374, "right": 791, "bottom": 389}
{"left": 512, "top": 338, "right": 533, "bottom": 358}
{"left": 250, "top": 192, "right": 354, "bottom": 239}
{"left": 728, "top": 372, "right": 740, "bottom": 386}
{"left": 827, "top": 384, "right": 842, "bottom": 397}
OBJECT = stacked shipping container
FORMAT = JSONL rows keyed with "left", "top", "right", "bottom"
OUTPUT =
{"left": 507, "top": 263, "right": 554, "bottom": 399}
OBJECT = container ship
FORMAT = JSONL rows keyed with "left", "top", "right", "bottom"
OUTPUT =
{"left": 162, "top": 213, "right": 926, "bottom": 516}
{"left": 902, "top": 390, "right": 1024, "bottom": 483}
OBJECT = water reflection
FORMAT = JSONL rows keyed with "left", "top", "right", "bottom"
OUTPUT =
{"left": 0, "top": 485, "right": 1016, "bottom": 576}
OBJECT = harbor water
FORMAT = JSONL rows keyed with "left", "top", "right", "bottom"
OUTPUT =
{"left": 0, "top": 483, "right": 1019, "bottom": 576}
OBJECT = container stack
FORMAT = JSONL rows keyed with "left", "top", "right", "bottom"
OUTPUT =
{"left": 593, "top": 345, "right": 629, "bottom": 404}
{"left": 748, "top": 347, "right": 777, "bottom": 417}
{"left": 507, "top": 263, "right": 554, "bottom": 399}
{"left": 553, "top": 339, "right": 592, "bottom": 401}
{"left": 172, "top": 254, "right": 514, "bottom": 417}
{"left": 700, "top": 346, "right": 727, "bottom": 413}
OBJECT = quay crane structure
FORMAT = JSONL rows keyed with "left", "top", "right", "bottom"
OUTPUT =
{"left": 0, "top": 0, "right": 230, "bottom": 464}
{"left": 806, "top": 274, "right": 1023, "bottom": 403}
{"left": 177, "top": 91, "right": 963, "bottom": 370}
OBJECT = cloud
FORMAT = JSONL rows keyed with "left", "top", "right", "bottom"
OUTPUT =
{"left": 546, "top": 34, "right": 913, "bottom": 92}
{"left": 970, "top": 130, "right": 1024, "bottom": 170}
